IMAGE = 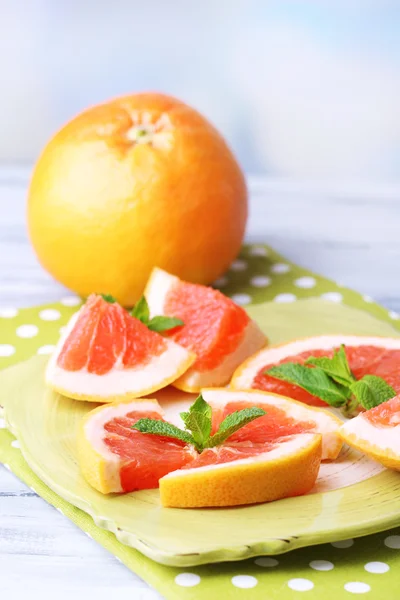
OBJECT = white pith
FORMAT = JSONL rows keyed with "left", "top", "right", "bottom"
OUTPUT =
{"left": 145, "top": 267, "right": 267, "bottom": 390}
{"left": 161, "top": 433, "right": 318, "bottom": 479}
{"left": 232, "top": 335, "right": 400, "bottom": 389}
{"left": 341, "top": 414, "right": 400, "bottom": 455}
{"left": 125, "top": 111, "right": 173, "bottom": 149}
{"left": 45, "top": 306, "right": 194, "bottom": 399}
{"left": 85, "top": 399, "right": 163, "bottom": 492}
{"left": 202, "top": 388, "right": 341, "bottom": 460}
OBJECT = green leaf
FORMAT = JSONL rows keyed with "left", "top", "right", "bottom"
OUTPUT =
{"left": 131, "top": 296, "right": 150, "bottom": 324}
{"left": 101, "top": 294, "right": 117, "bottom": 304}
{"left": 207, "top": 407, "right": 266, "bottom": 448}
{"left": 350, "top": 375, "right": 396, "bottom": 410}
{"left": 180, "top": 394, "right": 212, "bottom": 449}
{"left": 305, "top": 345, "right": 355, "bottom": 386}
{"left": 132, "top": 418, "right": 194, "bottom": 445}
{"left": 266, "top": 363, "right": 350, "bottom": 407}
{"left": 147, "top": 316, "right": 184, "bottom": 333}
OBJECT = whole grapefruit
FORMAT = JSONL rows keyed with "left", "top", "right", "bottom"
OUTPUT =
{"left": 27, "top": 93, "right": 247, "bottom": 306}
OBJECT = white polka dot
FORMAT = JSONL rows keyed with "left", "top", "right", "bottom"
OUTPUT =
{"left": 213, "top": 276, "right": 228, "bottom": 288}
{"left": 250, "top": 275, "right": 271, "bottom": 287}
{"left": 61, "top": 296, "right": 81, "bottom": 307}
{"left": 321, "top": 292, "right": 343, "bottom": 303}
{"left": 11, "top": 440, "right": 20, "bottom": 449}
{"left": 231, "top": 575, "right": 258, "bottom": 589}
{"left": 295, "top": 276, "right": 316, "bottom": 289}
{"left": 0, "top": 308, "right": 18, "bottom": 318}
{"left": 364, "top": 561, "right": 389, "bottom": 574}
{"left": 0, "top": 344, "right": 15, "bottom": 357}
{"left": 389, "top": 310, "right": 400, "bottom": 320}
{"left": 230, "top": 259, "right": 248, "bottom": 272}
{"left": 271, "top": 263, "right": 290, "bottom": 274}
{"left": 274, "top": 293, "right": 297, "bottom": 303}
{"left": 331, "top": 539, "right": 354, "bottom": 548}
{"left": 254, "top": 557, "right": 279, "bottom": 567}
{"left": 175, "top": 573, "right": 201, "bottom": 587}
{"left": 384, "top": 535, "right": 400, "bottom": 549}
{"left": 16, "top": 324, "right": 38, "bottom": 338}
{"left": 310, "top": 560, "right": 334, "bottom": 571}
{"left": 39, "top": 309, "right": 61, "bottom": 321}
{"left": 344, "top": 582, "right": 371, "bottom": 594}
{"left": 37, "top": 345, "right": 56, "bottom": 355}
{"left": 249, "top": 246, "right": 268, "bottom": 256}
{"left": 288, "top": 578, "right": 314, "bottom": 592}
{"left": 231, "top": 293, "right": 252, "bottom": 306}
{"left": 0, "top": 418, "right": 6, "bottom": 429}
{"left": 363, "top": 295, "right": 374, "bottom": 303}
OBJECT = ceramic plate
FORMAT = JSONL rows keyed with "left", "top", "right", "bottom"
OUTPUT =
{"left": 2, "top": 298, "right": 400, "bottom": 567}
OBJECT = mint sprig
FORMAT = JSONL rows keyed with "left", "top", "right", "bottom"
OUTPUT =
{"left": 132, "top": 394, "right": 266, "bottom": 453}
{"left": 265, "top": 344, "right": 395, "bottom": 416}
{"left": 131, "top": 296, "right": 184, "bottom": 333}
{"left": 101, "top": 293, "right": 117, "bottom": 303}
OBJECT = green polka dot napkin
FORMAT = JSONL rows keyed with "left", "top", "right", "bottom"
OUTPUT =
{"left": 1, "top": 244, "right": 400, "bottom": 600}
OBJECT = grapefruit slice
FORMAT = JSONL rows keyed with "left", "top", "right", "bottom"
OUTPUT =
{"left": 144, "top": 267, "right": 266, "bottom": 392}
{"left": 78, "top": 393, "right": 323, "bottom": 506}
{"left": 231, "top": 335, "right": 400, "bottom": 408}
{"left": 46, "top": 295, "right": 195, "bottom": 402}
{"left": 77, "top": 399, "right": 196, "bottom": 493}
{"left": 160, "top": 433, "right": 321, "bottom": 508}
{"left": 339, "top": 395, "right": 400, "bottom": 470}
{"left": 201, "top": 388, "right": 342, "bottom": 460}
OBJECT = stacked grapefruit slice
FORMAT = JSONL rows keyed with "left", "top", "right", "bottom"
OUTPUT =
{"left": 340, "top": 395, "right": 400, "bottom": 470}
{"left": 77, "top": 389, "right": 342, "bottom": 507}
{"left": 231, "top": 335, "right": 400, "bottom": 407}
{"left": 46, "top": 294, "right": 195, "bottom": 402}
{"left": 145, "top": 267, "right": 266, "bottom": 391}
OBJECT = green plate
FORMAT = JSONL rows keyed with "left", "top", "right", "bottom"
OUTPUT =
{"left": 2, "top": 298, "right": 400, "bottom": 567}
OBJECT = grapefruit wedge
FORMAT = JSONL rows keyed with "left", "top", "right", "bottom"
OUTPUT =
{"left": 144, "top": 267, "right": 266, "bottom": 392}
{"left": 77, "top": 392, "right": 324, "bottom": 507}
{"left": 231, "top": 335, "right": 400, "bottom": 408}
{"left": 46, "top": 295, "right": 195, "bottom": 402}
{"left": 201, "top": 388, "right": 342, "bottom": 460}
{"left": 339, "top": 395, "right": 400, "bottom": 470}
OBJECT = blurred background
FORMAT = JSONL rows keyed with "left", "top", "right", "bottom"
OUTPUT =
{"left": 1, "top": 0, "right": 400, "bottom": 182}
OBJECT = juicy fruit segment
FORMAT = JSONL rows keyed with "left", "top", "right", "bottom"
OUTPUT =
{"left": 211, "top": 401, "right": 315, "bottom": 444}
{"left": 165, "top": 280, "right": 249, "bottom": 371}
{"left": 202, "top": 388, "right": 342, "bottom": 460}
{"left": 160, "top": 433, "right": 322, "bottom": 508}
{"left": 145, "top": 268, "right": 266, "bottom": 392}
{"left": 58, "top": 295, "right": 166, "bottom": 374}
{"left": 46, "top": 295, "right": 195, "bottom": 402}
{"left": 364, "top": 396, "right": 400, "bottom": 427}
{"left": 77, "top": 400, "right": 195, "bottom": 494}
{"left": 231, "top": 336, "right": 400, "bottom": 408}
{"left": 340, "top": 395, "right": 400, "bottom": 471}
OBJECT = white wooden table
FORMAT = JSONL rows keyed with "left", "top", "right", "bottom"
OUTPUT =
{"left": 1, "top": 166, "right": 400, "bottom": 598}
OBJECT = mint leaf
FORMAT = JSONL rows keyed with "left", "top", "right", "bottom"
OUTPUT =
{"left": 266, "top": 363, "right": 350, "bottom": 407}
{"left": 132, "top": 418, "right": 194, "bottom": 445}
{"left": 101, "top": 294, "right": 117, "bottom": 304}
{"left": 180, "top": 394, "right": 212, "bottom": 449}
{"left": 305, "top": 345, "right": 355, "bottom": 386}
{"left": 131, "top": 296, "right": 150, "bottom": 324}
{"left": 350, "top": 375, "right": 396, "bottom": 410}
{"left": 207, "top": 407, "right": 266, "bottom": 448}
{"left": 148, "top": 316, "right": 184, "bottom": 332}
